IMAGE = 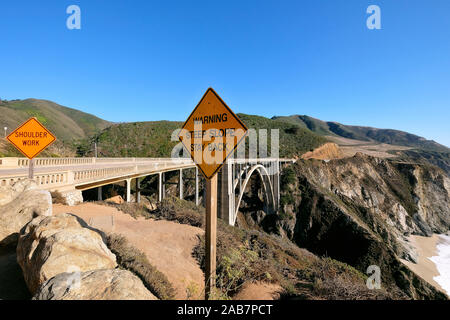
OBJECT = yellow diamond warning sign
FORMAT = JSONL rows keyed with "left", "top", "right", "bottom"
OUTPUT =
{"left": 178, "top": 88, "right": 248, "bottom": 179}
{"left": 7, "top": 117, "right": 56, "bottom": 159}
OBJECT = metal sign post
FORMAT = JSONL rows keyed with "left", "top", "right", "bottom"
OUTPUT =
{"left": 28, "top": 158, "right": 34, "bottom": 179}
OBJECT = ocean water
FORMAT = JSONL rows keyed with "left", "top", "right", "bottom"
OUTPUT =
{"left": 429, "top": 234, "right": 450, "bottom": 296}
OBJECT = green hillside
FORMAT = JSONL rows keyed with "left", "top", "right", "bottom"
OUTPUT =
{"left": 237, "top": 114, "right": 328, "bottom": 157}
{"left": 81, "top": 121, "right": 184, "bottom": 158}
{"left": 77, "top": 114, "right": 328, "bottom": 158}
{"left": 274, "top": 115, "right": 449, "bottom": 153}
{"left": 0, "top": 98, "right": 110, "bottom": 142}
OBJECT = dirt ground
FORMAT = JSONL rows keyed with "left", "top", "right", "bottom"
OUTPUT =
{"left": 233, "top": 282, "right": 282, "bottom": 300}
{"left": 53, "top": 202, "right": 285, "bottom": 300}
{"left": 53, "top": 202, "right": 205, "bottom": 299}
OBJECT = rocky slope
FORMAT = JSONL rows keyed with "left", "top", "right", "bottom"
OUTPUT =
{"left": 239, "top": 153, "right": 449, "bottom": 299}
{"left": 301, "top": 142, "right": 343, "bottom": 160}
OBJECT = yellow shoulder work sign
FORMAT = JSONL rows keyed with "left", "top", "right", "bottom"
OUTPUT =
{"left": 7, "top": 117, "right": 56, "bottom": 159}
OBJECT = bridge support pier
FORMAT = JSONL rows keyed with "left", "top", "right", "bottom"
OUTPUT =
{"left": 179, "top": 169, "right": 183, "bottom": 200}
{"left": 158, "top": 172, "right": 164, "bottom": 202}
{"left": 218, "top": 162, "right": 234, "bottom": 226}
{"left": 98, "top": 186, "right": 102, "bottom": 201}
{"left": 274, "top": 161, "right": 280, "bottom": 209}
{"left": 135, "top": 178, "right": 141, "bottom": 203}
{"left": 126, "top": 178, "right": 131, "bottom": 203}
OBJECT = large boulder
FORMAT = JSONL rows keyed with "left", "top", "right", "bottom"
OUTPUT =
{"left": 33, "top": 269, "right": 157, "bottom": 300}
{"left": 17, "top": 213, "right": 117, "bottom": 294}
{"left": 0, "top": 179, "right": 52, "bottom": 245}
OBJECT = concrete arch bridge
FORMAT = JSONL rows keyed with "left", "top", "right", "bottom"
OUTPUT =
{"left": 0, "top": 157, "right": 295, "bottom": 225}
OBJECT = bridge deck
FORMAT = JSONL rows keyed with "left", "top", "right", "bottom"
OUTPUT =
{"left": 0, "top": 157, "right": 294, "bottom": 192}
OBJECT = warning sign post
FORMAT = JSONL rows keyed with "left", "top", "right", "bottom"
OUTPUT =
{"left": 179, "top": 88, "right": 248, "bottom": 299}
{"left": 7, "top": 117, "right": 56, "bottom": 179}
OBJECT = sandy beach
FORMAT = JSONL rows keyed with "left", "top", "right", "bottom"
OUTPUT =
{"left": 401, "top": 234, "right": 447, "bottom": 295}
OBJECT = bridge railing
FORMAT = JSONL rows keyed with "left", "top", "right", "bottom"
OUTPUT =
{"left": 0, "top": 157, "right": 194, "bottom": 168}
{"left": 73, "top": 166, "right": 137, "bottom": 183}
{"left": 0, "top": 157, "right": 95, "bottom": 167}
{"left": 0, "top": 171, "right": 70, "bottom": 188}
{"left": 0, "top": 157, "right": 294, "bottom": 169}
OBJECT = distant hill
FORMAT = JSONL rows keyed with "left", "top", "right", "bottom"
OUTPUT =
{"left": 76, "top": 114, "right": 328, "bottom": 158}
{"left": 1, "top": 98, "right": 448, "bottom": 174}
{"left": 82, "top": 121, "right": 184, "bottom": 158}
{"left": 237, "top": 114, "right": 328, "bottom": 157}
{"left": 0, "top": 99, "right": 110, "bottom": 142}
{"left": 273, "top": 115, "right": 449, "bottom": 153}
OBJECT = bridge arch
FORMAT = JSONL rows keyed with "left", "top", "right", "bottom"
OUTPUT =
{"left": 233, "top": 164, "right": 276, "bottom": 226}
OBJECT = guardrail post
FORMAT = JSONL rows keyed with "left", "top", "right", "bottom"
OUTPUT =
{"left": 135, "top": 178, "right": 140, "bottom": 203}
{"left": 67, "top": 171, "right": 75, "bottom": 185}
{"left": 179, "top": 169, "right": 183, "bottom": 200}
{"left": 158, "top": 172, "right": 163, "bottom": 202}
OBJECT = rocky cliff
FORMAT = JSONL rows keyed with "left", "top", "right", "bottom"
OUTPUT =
{"left": 239, "top": 153, "right": 449, "bottom": 299}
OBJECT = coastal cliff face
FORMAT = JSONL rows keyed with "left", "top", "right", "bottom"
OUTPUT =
{"left": 238, "top": 153, "right": 449, "bottom": 299}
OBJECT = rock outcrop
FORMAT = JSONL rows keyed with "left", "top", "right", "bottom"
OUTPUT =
{"left": 59, "top": 189, "right": 83, "bottom": 206}
{"left": 301, "top": 142, "right": 343, "bottom": 160}
{"left": 246, "top": 153, "right": 449, "bottom": 299}
{"left": 33, "top": 269, "right": 157, "bottom": 300}
{"left": 17, "top": 213, "right": 117, "bottom": 294}
{"left": 0, "top": 179, "right": 52, "bottom": 245}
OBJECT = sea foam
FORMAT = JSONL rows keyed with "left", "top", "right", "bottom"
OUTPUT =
{"left": 429, "top": 234, "right": 450, "bottom": 296}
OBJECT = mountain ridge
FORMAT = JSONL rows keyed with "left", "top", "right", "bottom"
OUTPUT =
{"left": 272, "top": 114, "right": 449, "bottom": 152}
{"left": 1, "top": 98, "right": 448, "bottom": 174}
{"left": 0, "top": 98, "right": 111, "bottom": 141}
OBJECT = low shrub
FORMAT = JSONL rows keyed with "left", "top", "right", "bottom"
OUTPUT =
{"left": 106, "top": 233, "right": 176, "bottom": 300}
{"left": 151, "top": 196, "right": 204, "bottom": 227}
{"left": 305, "top": 257, "right": 394, "bottom": 300}
{"left": 50, "top": 191, "right": 66, "bottom": 205}
{"left": 97, "top": 201, "right": 152, "bottom": 220}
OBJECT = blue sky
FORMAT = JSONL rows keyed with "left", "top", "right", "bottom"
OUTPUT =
{"left": 0, "top": 0, "right": 449, "bottom": 146}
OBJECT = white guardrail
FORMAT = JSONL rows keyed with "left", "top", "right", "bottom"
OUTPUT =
{"left": 0, "top": 157, "right": 293, "bottom": 189}
{"left": 0, "top": 157, "right": 190, "bottom": 168}
{"left": 0, "top": 157, "right": 195, "bottom": 189}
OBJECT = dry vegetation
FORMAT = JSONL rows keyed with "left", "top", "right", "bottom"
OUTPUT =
{"left": 99, "top": 201, "right": 153, "bottom": 220}
{"left": 147, "top": 196, "right": 394, "bottom": 300}
{"left": 50, "top": 191, "right": 66, "bottom": 205}
{"left": 106, "top": 233, "right": 175, "bottom": 300}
